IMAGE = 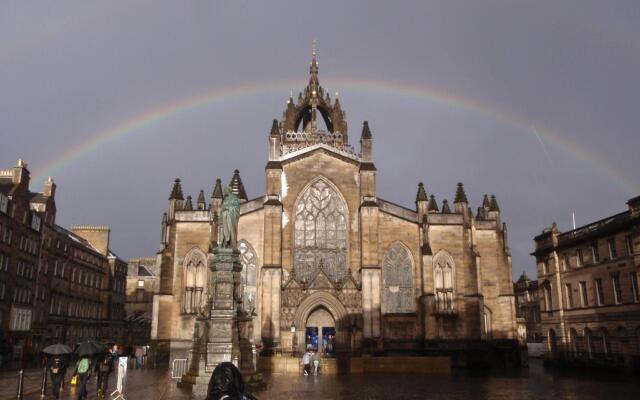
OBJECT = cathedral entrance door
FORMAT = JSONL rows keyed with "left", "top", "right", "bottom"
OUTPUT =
{"left": 305, "top": 307, "right": 335, "bottom": 354}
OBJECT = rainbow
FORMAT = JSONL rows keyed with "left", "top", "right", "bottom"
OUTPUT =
{"left": 31, "top": 77, "right": 640, "bottom": 194}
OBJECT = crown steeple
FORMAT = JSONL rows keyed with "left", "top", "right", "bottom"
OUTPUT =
{"left": 276, "top": 45, "right": 350, "bottom": 154}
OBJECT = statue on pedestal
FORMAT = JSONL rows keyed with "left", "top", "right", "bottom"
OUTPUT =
{"left": 182, "top": 184, "right": 263, "bottom": 395}
{"left": 220, "top": 186, "right": 240, "bottom": 250}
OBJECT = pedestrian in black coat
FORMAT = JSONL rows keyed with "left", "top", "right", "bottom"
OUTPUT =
{"left": 49, "top": 356, "right": 66, "bottom": 399}
{"left": 206, "top": 362, "right": 257, "bottom": 400}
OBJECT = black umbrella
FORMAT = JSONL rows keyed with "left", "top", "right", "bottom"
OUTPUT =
{"left": 75, "top": 341, "right": 105, "bottom": 357}
{"left": 42, "top": 343, "right": 73, "bottom": 355}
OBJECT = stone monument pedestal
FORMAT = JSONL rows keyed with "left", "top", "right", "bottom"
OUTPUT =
{"left": 181, "top": 248, "right": 244, "bottom": 397}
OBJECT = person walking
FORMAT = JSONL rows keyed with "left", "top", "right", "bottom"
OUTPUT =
{"left": 301, "top": 349, "right": 312, "bottom": 376}
{"left": 74, "top": 355, "right": 92, "bottom": 400}
{"left": 135, "top": 346, "right": 143, "bottom": 369}
{"left": 49, "top": 355, "right": 66, "bottom": 399}
{"left": 96, "top": 350, "right": 114, "bottom": 399}
{"left": 312, "top": 351, "right": 321, "bottom": 375}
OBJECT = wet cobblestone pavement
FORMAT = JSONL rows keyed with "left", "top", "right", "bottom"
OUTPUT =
{"left": 2, "top": 360, "right": 640, "bottom": 400}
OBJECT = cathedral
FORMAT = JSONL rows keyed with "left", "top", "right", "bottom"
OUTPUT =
{"left": 151, "top": 50, "right": 518, "bottom": 367}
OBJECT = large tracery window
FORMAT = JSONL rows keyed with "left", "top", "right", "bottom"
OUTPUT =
{"left": 382, "top": 242, "right": 414, "bottom": 313}
{"left": 239, "top": 241, "right": 258, "bottom": 313}
{"left": 434, "top": 250, "right": 455, "bottom": 313}
{"left": 294, "top": 179, "right": 348, "bottom": 284}
{"left": 183, "top": 248, "right": 207, "bottom": 314}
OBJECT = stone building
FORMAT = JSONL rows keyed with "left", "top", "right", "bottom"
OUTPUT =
{"left": 0, "top": 159, "right": 127, "bottom": 363}
{"left": 514, "top": 272, "right": 542, "bottom": 342}
{"left": 533, "top": 196, "right": 640, "bottom": 370}
{"left": 0, "top": 160, "right": 45, "bottom": 360}
{"left": 125, "top": 257, "right": 160, "bottom": 344}
{"left": 152, "top": 51, "right": 518, "bottom": 368}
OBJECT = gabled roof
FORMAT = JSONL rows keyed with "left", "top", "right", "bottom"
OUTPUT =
{"left": 54, "top": 224, "right": 101, "bottom": 255}
{"left": 137, "top": 265, "right": 155, "bottom": 277}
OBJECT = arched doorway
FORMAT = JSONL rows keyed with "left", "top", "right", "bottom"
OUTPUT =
{"left": 293, "top": 291, "right": 349, "bottom": 354}
{"left": 305, "top": 307, "right": 336, "bottom": 354}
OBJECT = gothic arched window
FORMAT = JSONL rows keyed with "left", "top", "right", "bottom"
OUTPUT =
{"left": 239, "top": 240, "right": 258, "bottom": 313}
{"left": 382, "top": 242, "right": 414, "bottom": 313}
{"left": 183, "top": 248, "right": 207, "bottom": 314}
{"left": 294, "top": 179, "right": 348, "bottom": 283}
{"left": 434, "top": 250, "right": 455, "bottom": 313}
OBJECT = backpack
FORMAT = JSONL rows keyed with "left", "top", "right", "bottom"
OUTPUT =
{"left": 50, "top": 358, "right": 62, "bottom": 374}
{"left": 77, "top": 358, "right": 90, "bottom": 374}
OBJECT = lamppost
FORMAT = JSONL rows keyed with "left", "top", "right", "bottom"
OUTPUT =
{"left": 290, "top": 325, "right": 297, "bottom": 357}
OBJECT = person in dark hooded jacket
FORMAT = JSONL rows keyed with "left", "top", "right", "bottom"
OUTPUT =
{"left": 206, "top": 362, "right": 257, "bottom": 400}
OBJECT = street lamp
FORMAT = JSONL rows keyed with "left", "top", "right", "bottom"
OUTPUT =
{"left": 290, "top": 325, "right": 297, "bottom": 357}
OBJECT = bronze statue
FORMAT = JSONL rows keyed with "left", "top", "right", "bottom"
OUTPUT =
{"left": 220, "top": 186, "right": 240, "bottom": 250}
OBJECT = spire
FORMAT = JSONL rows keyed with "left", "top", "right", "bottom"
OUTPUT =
{"left": 428, "top": 195, "right": 439, "bottom": 212}
{"left": 454, "top": 182, "right": 468, "bottom": 204}
{"left": 334, "top": 93, "right": 341, "bottom": 110}
{"left": 211, "top": 178, "right": 223, "bottom": 199}
{"left": 361, "top": 120, "right": 372, "bottom": 139}
{"left": 476, "top": 207, "right": 486, "bottom": 220}
{"left": 184, "top": 195, "right": 193, "bottom": 211}
{"left": 442, "top": 199, "right": 452, "bottom": 214}
{"left": 307, "top": 40, "right": 320, "bottom": 98}
{"left": 270, "top": 119, "right": 280, "bottom": 137}
{"left": 229, "top": 169, "right": 248, "bottom": 201}
{"left": 197, "top": 190, "right": 206, "bottom": 210}
{"left": 310, "top": 39, "right": 319, "bottom": 77}
{"left": 482, "top": 194, "right": 490, "bottom": 208}
{"left": 416, "top": 182, "right": 427, "bottom": 203}
{"left": 489, "top": 195, "right": 500, "bottom": 212}
{"left": 169, "top": 178, "right": 184, "bottom": 200}
{"left": 516, "top": 271, "right": 529, "bottom": 283}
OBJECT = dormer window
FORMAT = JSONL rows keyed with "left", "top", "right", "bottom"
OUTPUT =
{"left": 0, "top": 193, "right": 8, "bottom": 213}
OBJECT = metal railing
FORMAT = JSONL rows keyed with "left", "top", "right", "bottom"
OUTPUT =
{"left": 171, "top": 358, "right": 188, "bottom": 380}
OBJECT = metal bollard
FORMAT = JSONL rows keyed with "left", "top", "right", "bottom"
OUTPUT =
{"left": 40, "top": 364, "right": 48, "bottom": 399}
{"left": 16, "top": 369, "right": 24, "bottom": 400}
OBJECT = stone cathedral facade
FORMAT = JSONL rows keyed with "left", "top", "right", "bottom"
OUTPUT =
{"left": 151, "top": 52, "right": 518, "bottom": 366}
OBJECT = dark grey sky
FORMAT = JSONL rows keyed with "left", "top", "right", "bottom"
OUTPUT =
{"left": 2, "top": 0, "right": 639, "bottom": 278}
